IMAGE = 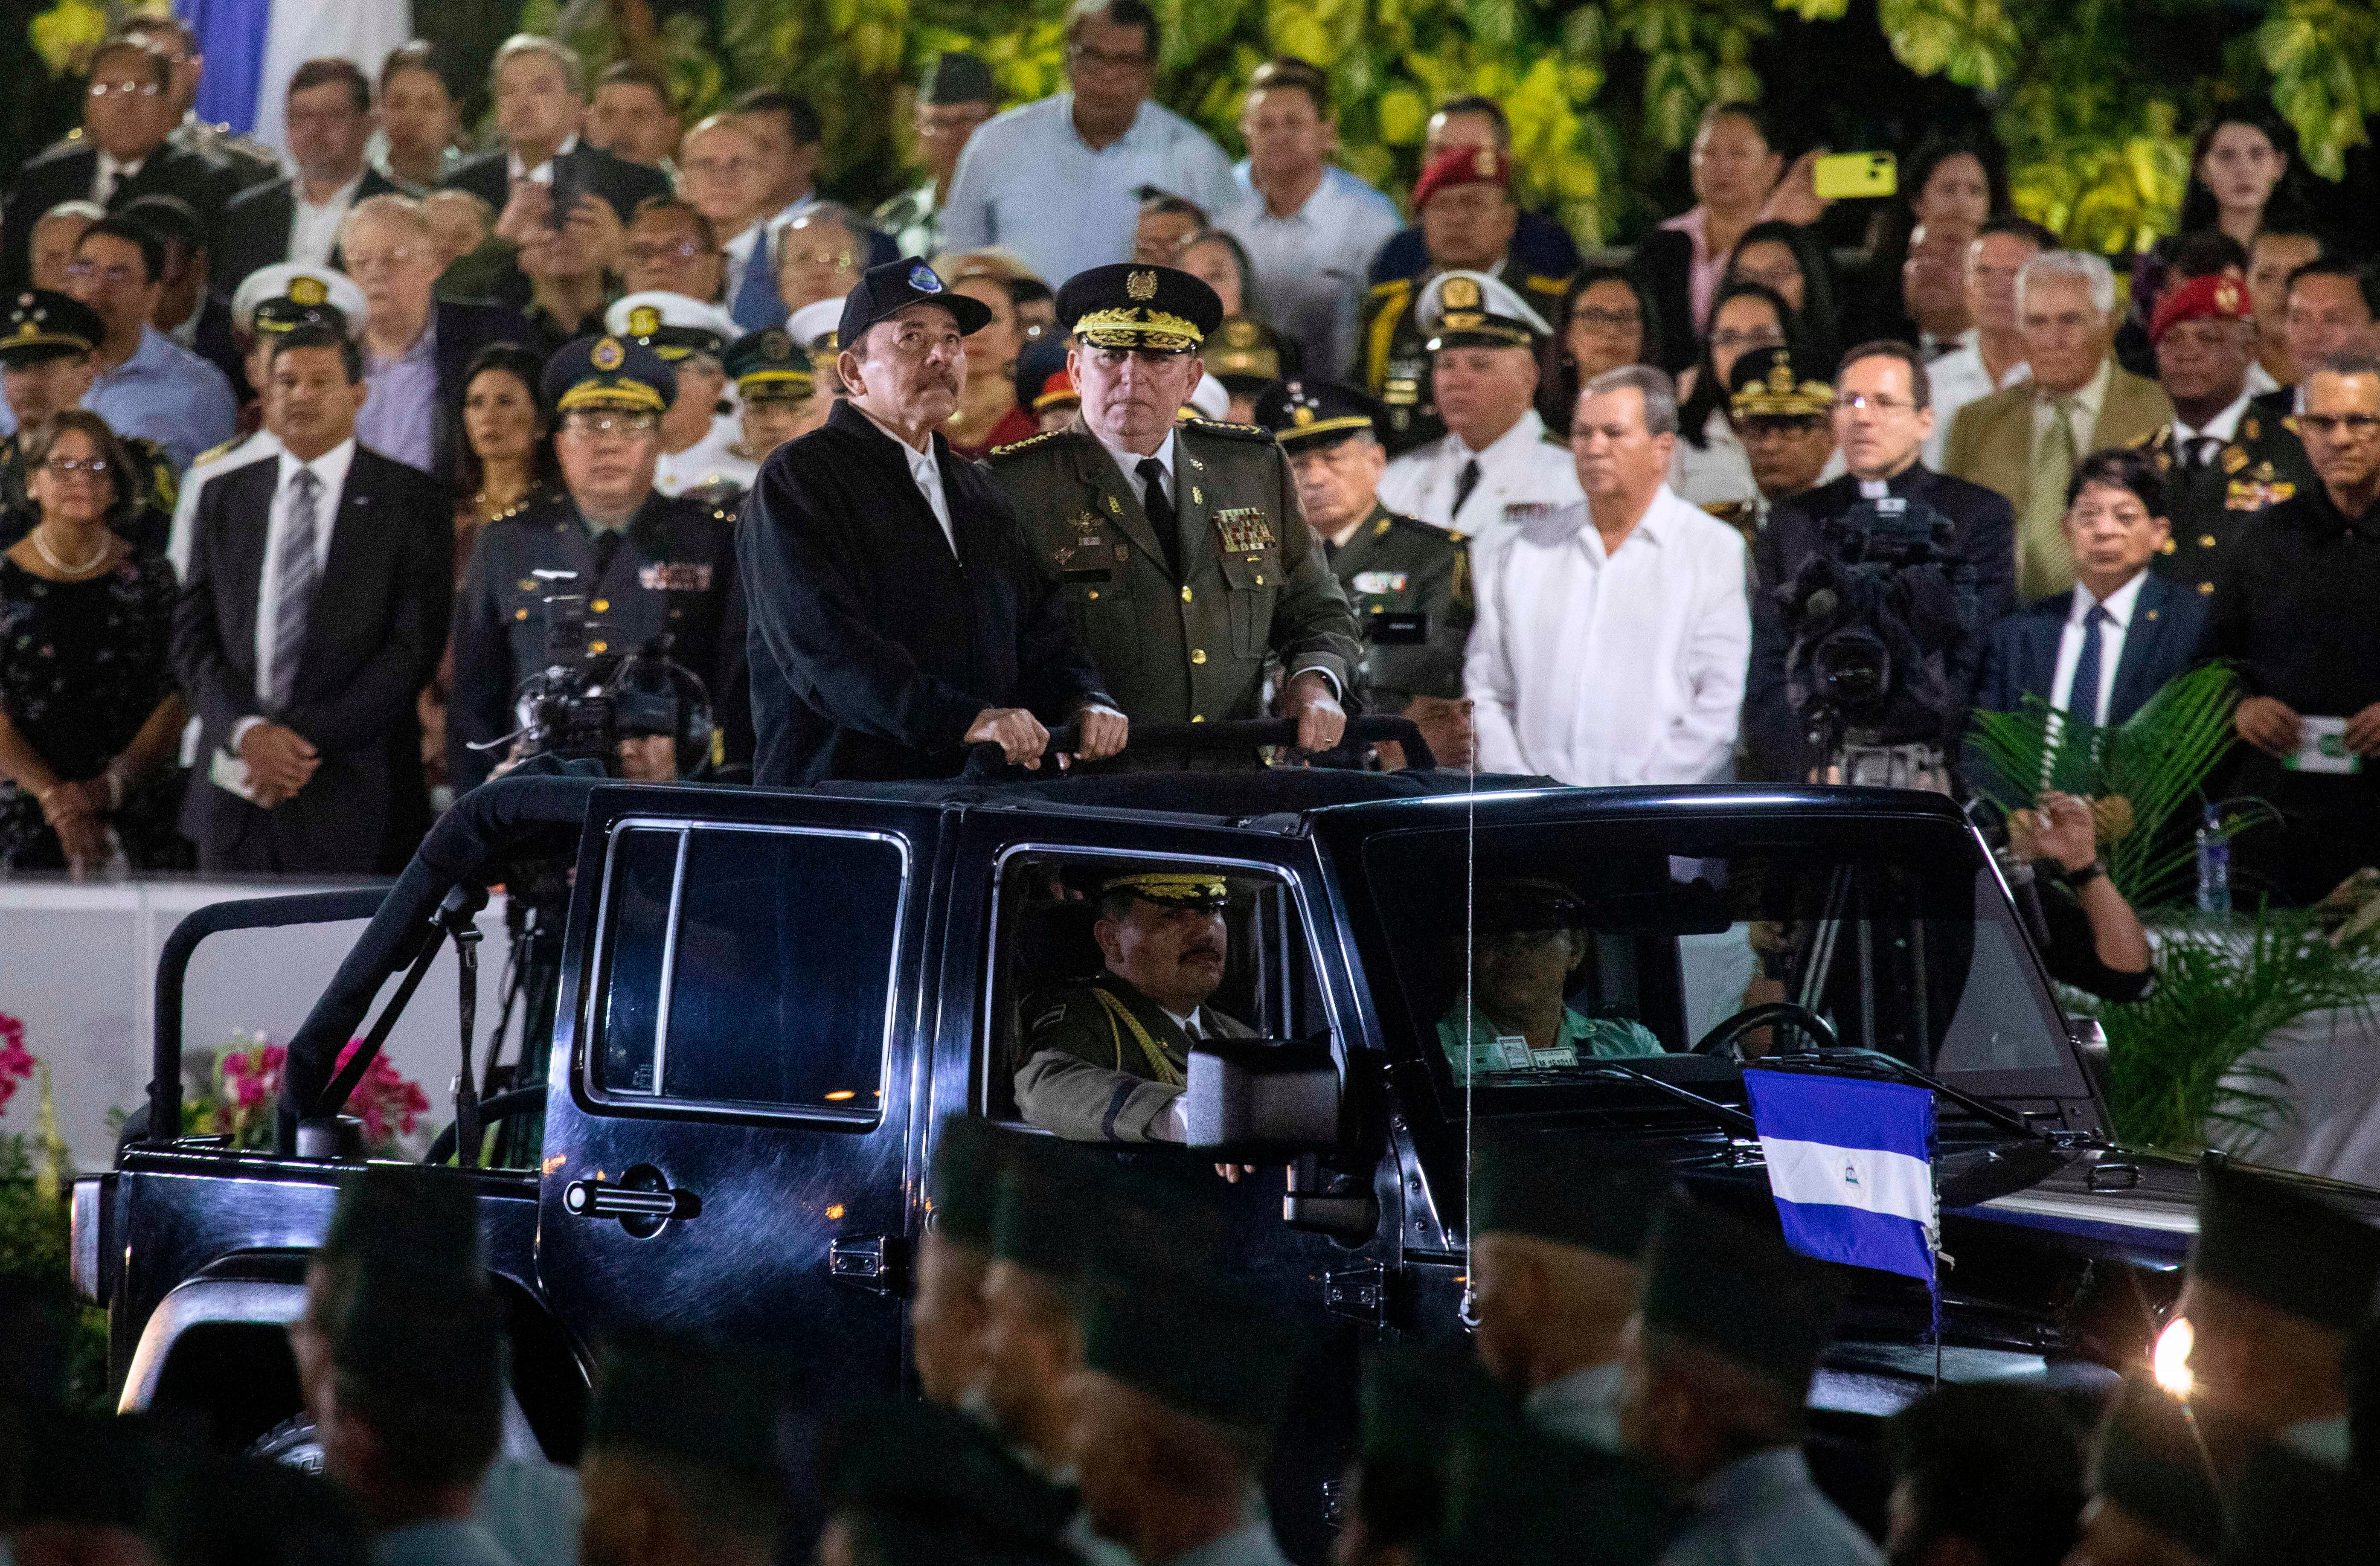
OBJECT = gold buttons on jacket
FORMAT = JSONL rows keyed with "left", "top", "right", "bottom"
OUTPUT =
{"left": 1191, "top": 649, "right": 1206, "bottom": 665}
{"left": 2199, "top": 535, "right": 2216, "bottom": 549}
{"left": 1181, "top": 586, "right": 1193, "bottom": 603}
{"left": 2198, "top": 582, "right": 2214, "bottom": 594}
{"left": 592, "top": 598, "right": 610, "bottom": 612}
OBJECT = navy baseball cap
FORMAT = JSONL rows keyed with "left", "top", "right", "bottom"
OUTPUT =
{"left": 836, "top": 257, "right": 993, "bottom": 352}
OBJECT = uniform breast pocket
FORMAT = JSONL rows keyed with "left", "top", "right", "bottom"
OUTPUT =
{"left": 1216, "top": 551, "right": 1280, "bottom": 658}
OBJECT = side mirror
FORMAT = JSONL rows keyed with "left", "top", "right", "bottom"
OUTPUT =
{"left": 1181, "top": 1037, "right": 1341, "bottom": 1151}
{"left": 2066, "top": 1014, "right": 2110, "bottom": 1097}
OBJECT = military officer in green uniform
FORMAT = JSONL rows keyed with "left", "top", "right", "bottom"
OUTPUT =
{"left": 986, "top": 264, "right": 1360, "bottom": 767}
{"left": 448, "top": 334, "right": 748, "bottom": 790}
{"left": 2133, "top": 271, "right": 2313, "bottom": 599}
{"left": 1014, "top": 872, "right": 1259, "bottom": 1144}
{"left": 1255, "top": 378, "right": 1473, "bottom": 767}
{"left": 0, "top": 289, "right": 175, "bottom": 553}
{"left": 721, "top": 326, "right": 818, "bottom": 465}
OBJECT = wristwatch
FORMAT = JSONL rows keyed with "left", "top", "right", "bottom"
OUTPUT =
{"left": 2061, "top": 858, "right": 2109, "bottom": 889}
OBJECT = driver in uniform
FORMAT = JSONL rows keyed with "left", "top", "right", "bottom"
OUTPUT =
{"left": 1014, "top": 873, "right": 1257, "bottom": 1143}
{"left": 1439, "top": 879, "right": 1662, "bottom": 1077}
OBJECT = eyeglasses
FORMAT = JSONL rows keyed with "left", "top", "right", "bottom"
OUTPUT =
{"left": 1572, "top": 307, "right": 1641, "bottom": 331}
{"left": 43, "top": 456, "right": 110, "bottom": 476}
{"left": 87, "top": 79, "right": 162, "bottom": 98}
{"left": 626, "top": 240, "right": 709, "bottom": 263}
{"left": 64, "top": 261, "right": 140, "bottom": 287}
{"left": 2298, "top": 412, "right": 2380, "bottom": 436}
{"left": 780, "top": 248, "right": 856, "bottom": 271}
{"left": 1832, "top": 392, "right": 1918, "bottom": 414}
{"left": 560, "top": 410, "right": 659, "bottom": 436}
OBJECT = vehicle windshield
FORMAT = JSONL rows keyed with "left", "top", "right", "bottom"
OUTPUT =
{"left": 1360, "top": 814, "right": 2076, "bottom": 1115}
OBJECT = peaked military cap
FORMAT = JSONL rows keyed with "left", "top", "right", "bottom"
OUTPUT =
{"left": 1058, "top": 263, "right": 1223, "bottom": 354}
{"left": 325, "top": 1260, "right": 503, "bottom": 1392}
{"left": 929, "top": 1115, "right": 1007, "bottom": 1246}
{"left": 822, "top": 1396, "right": 1074, "bottom": 1542}
{"left": 788, "top": 296, "right": 846, "bottom": 356}
{"left": 1102, "top": 871, "right": 1228, "bottom": 910}
{"left": 837, "top": 256, "right": 991, "bottom": 350}
{"left": 543, "top": 334, "right": 677, "bottom": 416}
{"left": 1727, "top": 344, "right": 1834, "bottom": 420}
{"left": 920, "top": 50, "right": 998, "bottom": 105}
{"left": 1255, "top": 379, "right": 1383, "bottom": 451}
{"left": 1207, "top": 315, "right": 1283, "bottom": 389}
{"left": 231, "top": 261, "right": 367, "bottom": 337}
{"left": 2190, "top": 1162, "right": 2380, "bottom": 1332}
{"left": 2089, "top": 1377, "right": 2226, "bottom": 1560}
{"left": 992, "top": 1135, "right": 1226, "bottom": 1285}
{"left": 605, "top": 290, "right": 741, "bottom": 362}
{"left": 1429, "top": 1418, "right": 1677, "bottom": 1566}
{"left": 1357, "top": 1344, "right": 1512, "bottom": 1472}
{"left": 725, "top": 327, "right": 815, "bottom": 402}
{"left": 1639, "top": 1194, "right": 1848, "bottom": 1394}
{"left": 321, "top": 1164, "right": 486, "bottom": 1280}
{"left": 989, "top": 1133, "right": 1110, "bottom": 1282}
{"left": 0, "top": 289, "right": 101, "bottom": 364}
{"left": 1014, "top": 335, "right": 1073, "bottom": 414}
{"left": 1418, "top": 269, "right": 1550, "bottom": 352}
{"left": 590, "top": 1328, "right": 794, "bottom": 1479}
{"left": 1081, "top": 1273, "right": 1307, "bottom": 1437}
{"left": 1472, "top": 1130, "right": 1672, "bottom": 1260}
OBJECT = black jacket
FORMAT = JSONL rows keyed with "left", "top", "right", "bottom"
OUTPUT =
{"left": 739, "top": 401, "right": 1111, "bottom": 785}
{"left": 172, "top": 444, "right": 452, "bottom": 873}
{"left": 1744, "top": 465, "right": 2019, "bottom": 782}
{"left": 1975, "top": 572, "right": 2209, "bottom": 729}
{"left": 440, "top": 141, "right": 671, "bottom": 226}
{"left": 209, "top": 167, "right": 408, "bottom": 294}
{"left": 1629, "top": 227, "right": 1700, "bottom": 375}
{"left": 2, "top": 140, "right": 244, "bottom": 290}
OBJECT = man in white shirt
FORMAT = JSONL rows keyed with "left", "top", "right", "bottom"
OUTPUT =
{"left": 1466, "top": 365, "right": 1749, "bottom": 785}
{"left": 1377, "top": 270, "right": 1581, "bottom": 549}
{"left": 1923, "top": 216, "right": 2050, "bottom": 468}
{"left": 938, "top": 0, "right": 1238, "bottom": 288}
{"left": 1216, "top": 57, "right": 1401, "bottom": 381}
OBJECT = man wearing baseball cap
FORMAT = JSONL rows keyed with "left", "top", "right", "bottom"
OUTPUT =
{"left": 739, "top": 256, "right": 1123, "bottom": 784}
{"left": 2133, "top": 268, "right": 2300, "bottom": 596}
{"left": 1359, "top": 145, "right": 1570, "bottom": 454}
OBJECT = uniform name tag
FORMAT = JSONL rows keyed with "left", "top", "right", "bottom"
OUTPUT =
{"left": 1212, "top": 508, "right": 1275, "bottom": 552}
{"left": 638, "top": 562, "right": 714, "bottom": 591}
{"left": 1371, "top": 611, "right": 1428, "bottom": 644}
{"left": 1351, "top": 571, "right": 1409, "bottom": 594}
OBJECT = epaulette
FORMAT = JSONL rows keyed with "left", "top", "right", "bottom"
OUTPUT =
{"left": 1523, "top": 273, "right": 1572, "bottom": 296}
{"left": 191, "top": 435, "right": 247, "bottom": 469}
{"left": 1368, "top": 277, "right": 1413, "bottom": 301}
{"left": 2132, "top": 424, "right": 2170, "bottom": 450}
{"left": 987, "top": 429, "right": 1068, "bottom": 459}
{"left": 1178, "top": 417, "right": 1274, "bottom": 444}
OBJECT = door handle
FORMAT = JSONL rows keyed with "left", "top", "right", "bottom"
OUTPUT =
{"left": 563, "top": 1164, "right": 700, "bottom": 1235}
{"left": 827, "top": 1234, "right": 910, "bottom": 1295}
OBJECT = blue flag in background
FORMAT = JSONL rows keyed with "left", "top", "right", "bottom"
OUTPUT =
{"left": 1744, "top": 1070, "right": 1937, "bottom": 1282}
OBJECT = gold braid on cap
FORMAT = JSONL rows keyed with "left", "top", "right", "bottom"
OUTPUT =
{"left": 1074, "top": 308, "right": 1205, "bottom": 352}
{"left": 1729, "top": 374, "right": 1836, "bottom": 419}
{"left": 556, "top": 377, "right": 669, "bottom": 415}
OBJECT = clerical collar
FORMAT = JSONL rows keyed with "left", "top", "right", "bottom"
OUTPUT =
{"left": 1858, "top": 478, "right": 1890, "bottom": 499}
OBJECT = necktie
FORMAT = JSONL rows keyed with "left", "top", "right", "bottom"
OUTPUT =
{"left": 1139, "top": 457, "right": 1183, "bottom": 579}
{"left": 2019, "top": 394, "right": 2078, "bottom": 601}
{"left": 730, "top": 227, "right": 780, "bottom": 333}
{"left": 266, "top": 468, "right": 323, "bottom": 713}
{"left": 2066, "top": 603, "right": 2109, "bottom": 726}
{"left": 1451, "top": 457, "right": 1482, "bottom": 520}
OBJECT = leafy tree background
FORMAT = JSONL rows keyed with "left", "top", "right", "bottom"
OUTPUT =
{"left": 12, "top": 0, "right": 2380, "bottom": 255}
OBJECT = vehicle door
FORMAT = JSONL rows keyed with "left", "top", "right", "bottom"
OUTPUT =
{"left": 535, "top": 786, "right": 947, "bottom": 1403}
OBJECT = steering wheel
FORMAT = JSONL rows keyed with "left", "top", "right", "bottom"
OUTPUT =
{"left": 1691, "top": 1001, "right": 1839, "bottom": 1060}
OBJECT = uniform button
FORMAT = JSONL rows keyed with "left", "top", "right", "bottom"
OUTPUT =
{"left": 1254, "top": 573, "right": 1265, "bottom": 585}
{"left": 1181, "top": 586, "right": 1193, "bottom": 603}
{"left": 2198, "top": 581, "right": 2214, "bottom": 595}
{"left": 670, "top": 608, "right": 683, "bottom": 619}
{"left": 1191, "top": 649, "right": 1206, "bottom": 665}
{"left": 592, "top": 598, "right": 610, "bottom": 612}
{"left": 590, "top": 639, "right": 608, "bottom": 653}
{"left": 2160, "top": 539, "right": 2176, "bottom": 553}
{"left": 1190, "top": 714, "right": 1204, "bottom": 723}
{"left": 1088, "top": 590, "right": 1100, "bottom": 600}
{"left": 2199, "top": 535, "right": 2216, "bottom": 549}
{"left": 514, "top": 608, "right": 529, "bottom": 620}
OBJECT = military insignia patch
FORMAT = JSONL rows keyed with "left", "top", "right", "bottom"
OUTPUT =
{"left": 638, "top": 562, "right": 715, "bottom": 591}
{"left": 1107, "top": 495, "right": 1123, "bottom": 514}
{"left": 591, "top": 337, "right": 626, "bottom": 371}
{"left": 1127, "top": 270, "right": 1159, "bottom": 302}
{"left": 910, "top": 264, "right": 943, "bottom": 293}
{"left": 288, "top": 276, "right": 328, "bottom": 307}
{"left": 1212, "top": 508, "right": 1275, "bottom": 551}
{"left": 1442, "top": 276, "right": 1482, "bottom": 311}
{"left": 627, "top": 304, "right": 661, "bottom": 337}
{"left": 1351, "top": 571, "right": 1409, "bottom": 594}
{"left": 1190, "top": 485, "right": 1203, "bottom": 505}
{"left": 2222, "top": 446, "right": 2248, "bottom": 474}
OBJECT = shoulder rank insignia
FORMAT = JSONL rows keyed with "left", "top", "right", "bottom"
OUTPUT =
{"left": 987, "top": 429, "right": 1064, "bottom": 459}
{"left": 2222, "top": 445, "right": 2248, "bottom": 474}
{"left": 1181, "top": 416, "right": 1275, "bottom": 443}
{"left": 2243, "top": 416, "right": 2261, "bottom": 441}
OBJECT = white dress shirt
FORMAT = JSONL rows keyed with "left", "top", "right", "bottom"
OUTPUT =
{"left": 506, "top": 132, "right": 580, "bottom": 186}
{"left": 2171, "top": 387, "right": 2251, "bottom": 462}
{"left": 1924, "top": 331, "right": 2030, "bottom": 468}
{"left": 1466, "top": 483, "right": 1750, "bottom": 786}
{"left": 1376, "top": 409, "right": 1582, "bottom": 550}
{"left": 233, "top": 440, "right": 357, "bottom": 744}
{"left": 1669, "top": 407, "right": 1757, "bottom": 511}
{"left": 1218, "top": 166, "right": 1402, "bottom": 381}
{"left": 288, "top": 170, "right": 366, "bottom": 267}
{"left": 1099, "top": 428, "right": 1177, "bottom": 508}
{"left": 2048, "top": 568, "right": 2146, "bottom": 726}
{"left": 654, "top": 413, "right": 759, "bottom": 499}
{"left": 93, "top": 151, "right": 146, "bottom": 204}
{"left": 855, "top": 405, "right": 955, "bottom": 553}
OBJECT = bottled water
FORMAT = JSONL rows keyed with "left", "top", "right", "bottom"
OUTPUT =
{"left": 2195, "top": 802, "right": 2230, "bottom": 917}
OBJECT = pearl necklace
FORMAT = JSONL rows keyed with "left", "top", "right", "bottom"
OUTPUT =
{"left": 30, "top": 526, "right": 110, "bottom": 578}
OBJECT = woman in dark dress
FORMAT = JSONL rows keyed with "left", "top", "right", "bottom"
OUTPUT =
{"left": 0, "top": 412, "right": 186, "bottom": 874}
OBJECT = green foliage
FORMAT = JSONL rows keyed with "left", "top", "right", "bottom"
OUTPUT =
{"left": 2085, "top": 906, "right": 2380, "bottom": 1154}
{"left": 1964, "top": 663, "right": 2249, "bottom": 909}
{"left": 2260, "top": 0, "right": 2380, "bottom": 182}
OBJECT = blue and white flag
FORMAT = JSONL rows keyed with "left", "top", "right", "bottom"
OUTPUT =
{"left": 179, "top": 0, "right": 411, "bottom": 152}
{"left": 1743, "top": 1070, "right": 1937, "bottom": 1282}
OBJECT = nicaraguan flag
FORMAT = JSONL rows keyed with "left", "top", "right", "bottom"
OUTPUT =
{"left": 1743, "top": 1070, "right": 1937, "bottom": 1282}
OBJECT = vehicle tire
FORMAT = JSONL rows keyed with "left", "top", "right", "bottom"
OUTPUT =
{"left": 248, "top": 1414, "right": 324, "bottom": 1474}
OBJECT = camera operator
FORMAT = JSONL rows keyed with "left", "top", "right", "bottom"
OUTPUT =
{"left": 448, "top": 334, "right": 747, "bottom": 790}
{"left": 1745, "top": 340, "right": 2017, "bottom": 783}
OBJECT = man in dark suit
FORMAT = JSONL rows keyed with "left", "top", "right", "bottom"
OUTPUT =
{"left": 1977, "top": 447, "right": 2209, "bottom": 726}
{"left": 1746, "top": 340, "right": 2019, "bottom": 782}
{"left": 173, "top": 322, "right": 451, "bottom": 874}
{"left": 211, "top": 59, "right": 407, "bottom": 293}
{"left": 440, "top": 37, "right": 671, "bottom": 227}
{"left": 2, "top": 38, "right": 243, "bottom": 291}
{"left": 739, "top": 258, "right": 1125, "bottom": 785}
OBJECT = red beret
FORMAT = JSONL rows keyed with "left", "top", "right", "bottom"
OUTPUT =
{"left": 2150, "top": 270, "right": 2250, "bottom": 346}
{"left": 1411, "top": 145, "right": 1511, "bottom": 212}
{"left": 1032, "top": 367, "right": 1079, "bottom": 412}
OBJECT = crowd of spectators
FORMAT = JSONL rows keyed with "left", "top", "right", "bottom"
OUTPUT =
{"left": 0, "top": 3, "right": 2375, "bottom": 906}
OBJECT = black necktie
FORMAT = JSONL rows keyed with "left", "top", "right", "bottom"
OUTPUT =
{"left": 1138, "top": 457, "right": 1183, "bottom": 579}
{"left": 1452, "top": 457, "right": 1482, "bottom": 518}
{"left": 592, "top": 528, "right": 623, "bottom": 583}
